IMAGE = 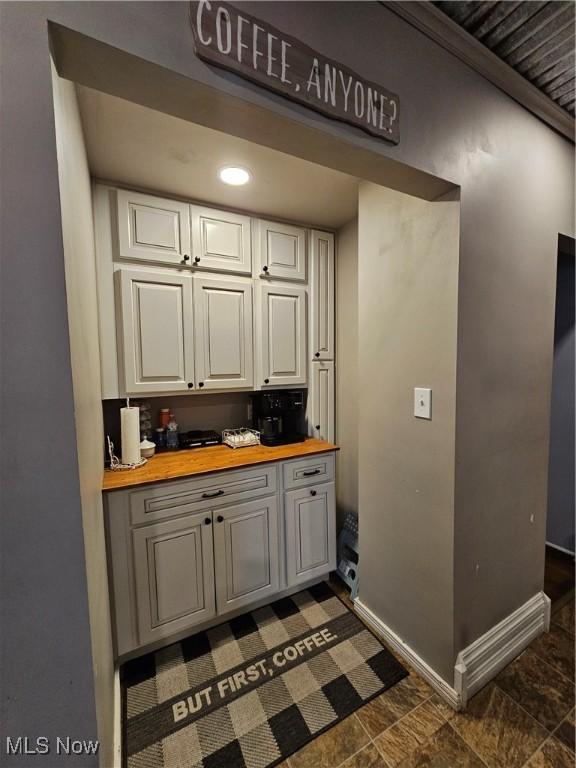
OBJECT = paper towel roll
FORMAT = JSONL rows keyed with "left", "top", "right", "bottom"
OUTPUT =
{"left": 121, "top": 406, "right": 141, "bottom": 465}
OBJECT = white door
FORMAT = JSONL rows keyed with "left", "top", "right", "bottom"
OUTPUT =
{"left": 256, "top": 220, "right": 307, "bottom": 281}
{"left": 256, "top": 283, "right": 307, "bottom": 387}
{"left": 308, "top": 361, "right": 335, "bottom": 442}
{"left": 213, "top": 497, "right": 280, "bottom": 614}
{"left": 285, "top": 482, "right": 336, "bottom": 586}
{"left": 117, "top": 269, "right": 194, "bottom": 394}
{"left": 193, "top": 276, "right": 254, "bottom": 390}
{"left": 116, "top": 189, "right": 191, "bottom": 266}
{"left": 310, "top": 230, "right": 335, "bottom": 361}
{"left": 132, "top": 511, "right": 216, "bottom": 645}
{"left": 191, "top": 206, "right": 252, "bottom": 274}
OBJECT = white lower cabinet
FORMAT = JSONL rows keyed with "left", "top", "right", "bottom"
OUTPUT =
{"left": 213, "top": 497, "right": 279, "bottom": 614}
{"left": 105, "top": 455, "right": 336, "bottom": 657}
{"left": 285, "top": 482, "right": 336, "bottom": 586}
{"left": 132, "top": 511, "right": 216, "bottom": 646}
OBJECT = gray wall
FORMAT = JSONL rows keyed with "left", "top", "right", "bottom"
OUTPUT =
{"left": 1, "top": 0, "right": 574, "bottom": 750}
{"left": 547, "top": 243, "right": 575, "bottom": 553}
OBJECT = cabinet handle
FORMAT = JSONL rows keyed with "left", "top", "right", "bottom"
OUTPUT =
{"left": 202, "top": 489, "right": 224, "bottom": 499}
{"left": 303, "top": 469, "right": 320, "bottom": 477}
{"left": 310, "top": 490, "right": 317, "bottom": 496}
{"left": 187, "top": 382, "right": 194, "bottom": 389}
{"left": 217, "top": 515, "right": 224, "bottom": 523}
{"left": 315, "top": 352, "right": 320, "bottom": 358}
{"left": 264, "top": 378, "right": 270, "bottom": 384}
{"left": 315, "top": 425, "right": 320, "bottom": 430}
{"left": 182, "top": 254, "right": 190, "bottom": 262}
{"left": 194, "top": 256, "right": 201, "bottom": 264}
{"left": 204, "top": 517, "right": 212, "bottom": 525}
{"left": 198, "top": 381, "right": 204, "bottom": 388}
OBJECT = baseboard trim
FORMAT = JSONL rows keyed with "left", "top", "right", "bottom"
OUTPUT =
{"left": 112, "top": 666, "right": 122, "bottom": 768}
{"left": 546, "top": 541, "right": 575, "bottom": 557}
{"left": 354, "top": 599, "right": 462, "bottom": 710}
{"left": 455, "top": 591, "right": 550, "bottom": 707}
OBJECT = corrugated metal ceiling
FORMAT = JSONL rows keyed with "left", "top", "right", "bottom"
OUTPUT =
{"left": 434, "top": 1, "right": 575, "bottom": 116}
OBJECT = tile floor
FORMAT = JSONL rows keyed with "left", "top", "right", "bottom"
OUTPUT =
{"left": 280, "top": 580, "right": 575, "bottom": 768}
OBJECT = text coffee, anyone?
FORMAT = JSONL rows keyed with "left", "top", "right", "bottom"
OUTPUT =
{"left": 190, "top": 0, "right": 400, "bottom": 143}
{"left": 172, "top": 627, "right": 338, "bottom": 723}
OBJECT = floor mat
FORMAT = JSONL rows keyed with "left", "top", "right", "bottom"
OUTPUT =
{"left": 122, "top": 581, "right": 407, "bottom": 768}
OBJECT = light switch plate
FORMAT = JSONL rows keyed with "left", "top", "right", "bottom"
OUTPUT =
{"left": 414, "top": 388, "right": 432, "bottom": 419}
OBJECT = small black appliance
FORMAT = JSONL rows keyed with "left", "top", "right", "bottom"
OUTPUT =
{"left": 178, "top": 430, "right": 222, "bottom": 449}
{"left": 251, "top": 390, "right": 307, "bottom": 446}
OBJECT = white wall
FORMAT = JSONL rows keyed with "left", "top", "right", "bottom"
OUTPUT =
{"left": 335, "top": 218, "right": 359, "bottom": 528}
{"left": 357, "top": 182, "right": 460, "bottom": 682}
{"left": 51, "top": 66, "right": 115, "bottom": 767}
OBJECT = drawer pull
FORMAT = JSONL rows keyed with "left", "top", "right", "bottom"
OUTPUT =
{"left": 202, "top": 489, "right": 224, "bottom": 499}
{"left": 302, "top": 469, "right": 321, "bottom": 477}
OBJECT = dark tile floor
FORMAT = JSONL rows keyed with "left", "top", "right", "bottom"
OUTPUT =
{"left": 281, "top": 568, "right": 575, "bottom": 768}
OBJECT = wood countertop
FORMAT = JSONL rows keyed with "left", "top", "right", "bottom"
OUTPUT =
{"left": 102, "top": 438, "right": 339, "bottom": 491}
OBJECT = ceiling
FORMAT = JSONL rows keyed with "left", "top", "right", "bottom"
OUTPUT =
{"left": 434, "top": 1, "right": 575, "bottom": 116}
{"left": 76, "top": 86, "right": 359, "bottom": 229}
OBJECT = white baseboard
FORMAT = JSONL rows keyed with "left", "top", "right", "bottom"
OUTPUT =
{"left": 546, "top": 541, "right": 575, "bottom": 557}
{"left": 353, "top": 599, "right": 462, "bottom": 710}
{"left": 112, "top": 666, "right": 122, "bottom": 768}
{"left": 455, "top": 591, "right": 550, "bottom": 707}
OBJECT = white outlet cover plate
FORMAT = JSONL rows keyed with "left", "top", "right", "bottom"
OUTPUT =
{"left": 414, "top": 388, "right": 432, "bottom": 419}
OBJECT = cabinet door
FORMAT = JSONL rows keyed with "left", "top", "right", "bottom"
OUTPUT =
{"left": 213, "top": 497, "right": 280, "bottom": 614}
{"left": 256, "top": 220, "right": 307, "bottom": 281}
{"left": 132, "top": 512, "right": 216, "bottom": 645}
{"left": 308, "top": 361, "right": 335, "bottom": 442}
{"left": 256, "top": 283, "right": 307, "bottom": 387}
{"left": 117, "top": 189, "right": 191, "bottom": 266}
{"left": 193, "top": 276, "right": 254, "bottom": 390}
{"left": 285, "top": 483, "right": 336, "bottom": 586}
{"left": 191, "top": 206, "right": 252, "bottom": 274}
{"left": 310, "top": 230, "right": 335, "bottom": 360}
{"left": 117, "top": 269, "right": 194, "bottom": 393}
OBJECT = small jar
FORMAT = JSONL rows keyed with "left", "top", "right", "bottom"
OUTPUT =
{"left": 155, "top": 428, "right": 166, "bottom": 449}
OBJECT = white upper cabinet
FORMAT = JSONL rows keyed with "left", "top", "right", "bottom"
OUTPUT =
{"left": 308, "top": 360, "right": 335, "bottom": 443}
{"left": 310, "top": 230, "right": 335, "bottom": 361}
{"left": 256, "top": 283, "right": 307, "bottom": 388}
{"left": 117, "top": 269, "right": 194, "bottom": 394}
{"left": 256, "top": 220, "right": 307, "bottom": 281}
{"left": 116, "top": 189, "right": 191, "bottom": 266}
{"left": 191, "top": 206, "right": 252, "bottom": 274}
{"left": 193, "top": 276, "right": 254, "bottom": 390}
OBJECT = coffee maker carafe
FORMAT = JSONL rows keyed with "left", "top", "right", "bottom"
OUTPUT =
{"left": 251, "top": 390, "right": 306, "bottom": 446}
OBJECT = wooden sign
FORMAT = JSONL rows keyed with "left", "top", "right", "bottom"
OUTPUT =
{"left": 189, "top": 1, "right": 400, "bottom": 144}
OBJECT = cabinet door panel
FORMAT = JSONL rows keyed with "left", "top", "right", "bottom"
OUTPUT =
{"left": 214, "top": 497, "right": 279, "bottom": 614}
{"left": 310, "top": 230, "right": 335, "bottom": 360}
{"left": 285, "top": 483, "right": 336, "bottom": 586}
{"left": 257, "top": 220, "right": 307, "bottom": 281}
{"left": 117, "top": 269, "right": 194, "bottom": 393}
{"left": 257, "top": 283, "right": 307, "bottom": 387}
{"left": 308, "top": 361, "right": 335, "bottom": 442}
{"left": 132, "top": 512, "right": 215, "bottom": 645}
{"left": 117, "top": 190, "right": 191, "bottom": 265}
{"left": 191, "top": 206, "right": 252, "bottom": 274}
{"left": 194, "top": 277, "right": 253, "bottom": 389}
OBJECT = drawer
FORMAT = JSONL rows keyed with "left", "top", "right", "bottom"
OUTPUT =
{"left": 129, "top": 465, "right": 278, "bottom": 525}
{"left": 282, "top": 453, "right": 335, "bottom": 490}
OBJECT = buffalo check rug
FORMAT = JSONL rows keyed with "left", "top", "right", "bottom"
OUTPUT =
{"left": 122, "top": 582, "right": 407, "bottom": 768}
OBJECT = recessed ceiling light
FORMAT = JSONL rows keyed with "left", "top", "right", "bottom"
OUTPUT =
{"left": 219, "top": 166, "right": 251, "bottom": 186}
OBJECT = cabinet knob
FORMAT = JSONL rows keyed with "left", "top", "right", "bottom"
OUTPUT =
{"left": 315, "top": 352, "right": 320, "bottom": 358}
{"left": 264, "top": 378, "right": 270, "bottom": 385}
{"left": 182, "top": 254, "right": 190, "bottom": 262}
{"left": 194, "top": 256, "right": 201, "bottom": 264}
{"left": 204, "top": 517, "right": 212, "bottom": 525}
{"left": 198, "top": 381, "right": 204, "bottom": 388}
{"left": 187, "top": 382, "right": 194, "bottom": 389}
{"left": 217, "top": 515, "right": 224, "bottom": 523}
{"left": 315, "top": 425, "right": 320, "bottom": 430}
{"left": 262, "top": 265, "right": 269, "bottom": 273}
{"left": 310, "top": 490, "right": 317, "bottom": 496}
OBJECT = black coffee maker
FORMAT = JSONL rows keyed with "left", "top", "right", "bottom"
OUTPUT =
{"left": 251, "top": 390, "right": 307, "bottom": 446}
